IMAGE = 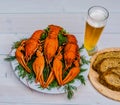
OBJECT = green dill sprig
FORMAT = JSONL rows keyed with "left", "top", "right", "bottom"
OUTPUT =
{"left": 47, "top": 80, "right": 59, "bottom": 90}
{"left": 43, "top": 66, "right": 50, "bottom": 82}
{"left": 4, "top": 56, "right": 16, "bottom": 61}
{"left": 12, "top": 39, "right": 26, "bottom": 49}
{"left": 64, "top": 84, "right": 77, "bottom": 99}
{"left": 15, "top": 64, "right": 35, "bottom": 83}
{"left": 79, "top": 44, "right": 84, "bottom": 52}
{"left": 41, "top": 27, "right": 49, "bottom": 40}
{"left": 58, "top": 29, "right": 67, "bottom": 46}
{"left": 81, "top": 55, "right": 90, "bottom": 65}
{"left": 80, "top": 67, "right": 87, "bottom": 73}
{"left": 76, "top": 75, "right": 86, "bottom": 85}
{"left": 15, "top": 64, "right": 27, "bottom": 79}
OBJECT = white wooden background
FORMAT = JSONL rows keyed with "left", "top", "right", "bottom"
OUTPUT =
{"left": 0, "top": 0, "right": 120, "bottom": 105}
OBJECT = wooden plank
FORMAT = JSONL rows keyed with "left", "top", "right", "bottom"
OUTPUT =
{"left": 0, "top": 13, "right": 119, "bottom": 34}
{"left": 0, "top": 14, "right": 82, "bottom": 34}
{"left": 0, "top": 34, "right": 21, "bottom": 54}
{"left": 0, "top": 0, "right": 120, "bottom": 13}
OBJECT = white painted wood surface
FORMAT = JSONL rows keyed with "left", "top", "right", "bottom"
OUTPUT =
{"left": 0, "top": 0, "right": 120, "bottom": 13}
{"left": 0, "top": 0, "right": 120, "bottom": 105}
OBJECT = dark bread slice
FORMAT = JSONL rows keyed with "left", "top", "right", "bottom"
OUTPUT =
{"left": 110, "top": 67, "right": 120, "bottom": 76}
{"left": 99, "top": 68, "right": 120, "bottom": 91}
{"left": 92, "top": 51, "right": 120, "bottom": 72}
{"left": 99, "top": 58, "right": 120, "bottom": 74}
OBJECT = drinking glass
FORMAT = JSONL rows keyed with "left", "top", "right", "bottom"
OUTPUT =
{"left": 84, "top": 6, "right": 109, "bottom": 56}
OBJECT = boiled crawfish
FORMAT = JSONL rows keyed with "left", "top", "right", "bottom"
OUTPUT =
{"left": 32, "top": 46, "right": 45, "bottom": 87}
{"left": 15, "top": 40, "right": 31, "bottom": 73}
{"left": 62, "top": 34, "right": 80, "bottom": 84}
{"left": 62, "top": 59, "right": 80, "bottom": 85}
{"left": 25, "top": 30, "right": 44, "bottom": 62}
{"left": 44, "top": 25, "right": 62, "bottom": 64}
{"left": 52, "top": 47, "right": 63, "bottom": 86}
{"left": 15, "top": 30, "right": 44, "bottom": 73}
{"left": 64, "top": 34, "right": 80, "bottom": 71}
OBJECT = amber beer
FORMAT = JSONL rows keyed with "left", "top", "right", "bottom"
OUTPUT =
{"left": 84, "top": 22, "right": 104, "bottom": 51}
{"left": 84, "top": 6, "right": 109, "bottom": 55}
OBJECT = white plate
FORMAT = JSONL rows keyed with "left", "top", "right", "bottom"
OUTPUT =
{"left": 10, "top": 48, "right": 89, "bottom": 94}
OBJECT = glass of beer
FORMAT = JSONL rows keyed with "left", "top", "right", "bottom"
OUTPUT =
{"left": 84, "top": 6, "right": 109, "bottom": 56}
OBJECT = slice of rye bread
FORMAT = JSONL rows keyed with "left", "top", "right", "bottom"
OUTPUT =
{"left": 110, "top": 67, "right": 120, "bottom": 76}
{"left": 92, "top": 50, "right": 120, "bottom": 72}
{"left": 99, "top": 68, "right": 120, "bottom": 91}
{"left": 99, "top": 58, "right": 120, "bottom": 74}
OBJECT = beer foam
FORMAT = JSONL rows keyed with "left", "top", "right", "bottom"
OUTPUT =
{"left": 87, "top": 10, "right": 107, "bottom": 28}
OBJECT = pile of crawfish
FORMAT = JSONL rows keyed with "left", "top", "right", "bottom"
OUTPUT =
{"left": 15, "top": 24, "right": 80, "bottom": 88}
